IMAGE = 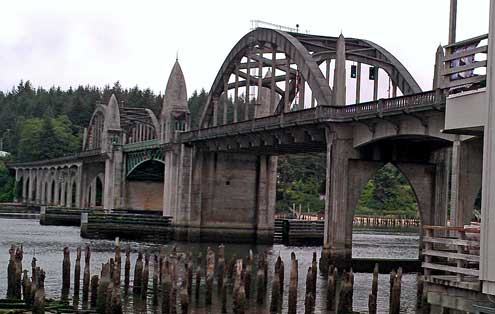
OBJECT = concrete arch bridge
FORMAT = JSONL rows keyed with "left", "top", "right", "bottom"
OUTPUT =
{"left": 9, "top": 27, "right": 483, "bottom": 268}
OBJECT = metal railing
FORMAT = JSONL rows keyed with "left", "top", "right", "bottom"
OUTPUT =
{"left": 441, "top": 34, "right": 489, "bottom": 90}
{"left": 422, "top": 225, "right": 480, "bottom": 282}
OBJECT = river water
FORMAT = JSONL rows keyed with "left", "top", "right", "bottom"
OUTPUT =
{"left": 0, "top": 218, "right": 419, "bottom": 313}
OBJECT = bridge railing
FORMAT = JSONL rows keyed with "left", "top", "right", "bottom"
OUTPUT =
{"left": 181, "top": 90, "right": 443, "bottom": 142}
{"left": 331, "top": 90, "right": 440, "bottom": 118}
{"left": 422, "top": 225, "right": 480, "bottom": 288}
{"left": 441, "top": 34, "right": 489, "bottom": 90}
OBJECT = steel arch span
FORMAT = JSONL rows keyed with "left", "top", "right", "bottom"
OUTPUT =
{"left": 199, "top": 27, "right": 422, "bottom": 128}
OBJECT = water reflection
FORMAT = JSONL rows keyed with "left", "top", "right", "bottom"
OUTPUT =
{"left": 0, "top": 218, "right": 419, "bottom": 313}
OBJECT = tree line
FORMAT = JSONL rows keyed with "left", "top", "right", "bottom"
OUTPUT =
{"left": 0, "top": 81, "right": 419, "bottom": 217}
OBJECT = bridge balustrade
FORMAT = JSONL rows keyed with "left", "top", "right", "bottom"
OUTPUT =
{"left": 441, "top": 34, "right": 489, "bottom": 91}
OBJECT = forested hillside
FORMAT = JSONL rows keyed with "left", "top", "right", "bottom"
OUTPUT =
{"left": 0, "top": 81, "right": 419, "bottom": 217}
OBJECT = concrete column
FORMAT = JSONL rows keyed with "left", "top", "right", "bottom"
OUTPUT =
{"left": 36, "top": 170, "right": 42, "bottom": 204}
{"left": 450, "top": 139, "right": 483, "bottom": 226}
{"left": 163, "top": 150, "right": 178, "bottom": 219}
{"left": 333, "top": 34, "right": 346, "bottom": 106}
{"left": 433, "top": 45, "right": 445, "bottom": 89}
{"left": 480, "top": 0, "right": 495, "bottom": 291}
{"left": 67, "top": 178, "right": 73, "bottom": 208}
{"left": 60, "top": 175, "right": 66, "bottom": 207}
{"left": 321, "top": 132, "right": 358, "bottom": 269}
{"left": 223, "top": 78, "right": 228, "bottom": 125}
{"left": 75, "top": 165, "right": 82, "bottom": 208}
{"left": 299, "top": 77, "right": 305, "bottom": 109}
{"left": 234, "top": 65, "right": 239, "bottom": 123}
{"left": 255, "top": 155, "right": 277, "bottom": 243}
{"left": 284, "top": 54, "right": 290, "bottom": 113}
{"left": 22, "top": 170, "right": 28, "bottom": 203}
{"left": 54, "top": 171, "right": 60, "bottom": 205}
{"left": 270, "top": 47, "right": 276, "bottom": 113}
{"left": 103, "top": 148, "right": 123, "bottom": 210}
{"left": 27, "top": 170, "right": 33, "bottom": 204}
{"left": 373, "top": 68, "right": 379, "bottom": 101}
{"left": 355, "top": 62, "right": 361, "bottom": 104}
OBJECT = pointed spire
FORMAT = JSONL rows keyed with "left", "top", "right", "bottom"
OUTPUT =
{"left": 105, "top": 94, "right": 121, "bottom": 130}
{"left": 161, "top": 60, "right": 188, "bottom": 118}
{"left": 333, "top": 33, "right": 346, "bottom": 106}
{"left": 433, "top": 44, "right": 445, "bottom": 89}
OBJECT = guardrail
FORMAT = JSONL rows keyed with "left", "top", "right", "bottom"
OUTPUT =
{"left": 441, "top": 34, "right": 489, "bottom": 90}
{"left": 181, "top": 90, "right": 444, "bottom": 143}
{"left": 422, "top": 225, "right": 480, "bottom": 283}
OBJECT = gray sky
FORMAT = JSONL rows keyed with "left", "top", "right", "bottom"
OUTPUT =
{"left": 0, "top": 0, "right": 490, "bottom": 96}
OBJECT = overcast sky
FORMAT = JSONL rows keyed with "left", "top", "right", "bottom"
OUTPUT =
{"left": 0, "top": 0, "right": 490, "bottom": 97}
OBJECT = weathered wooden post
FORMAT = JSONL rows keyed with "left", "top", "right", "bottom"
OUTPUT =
{"left": 74, "top": 246, "right": 81, "bottom": 298}
{"left": 114, "top": 238, "right": 121, "bottom": 284}
{"left": 389, "top": 269, "right": 396, "bottom": 310}
{"left": 14, "top": 245, "right": 23, "bottom": 300}
{"left": 390, "top": 268, "right": 402, "bottom": 314}
{"left": 61, "top": 246, "right": 71, "bottom": 301}
{"left": 153, "top": 254, "right": 159, "bottom": 303}
{"left": 142, "top": 253, "right": 150, "bottom": 299}
{"left": 7, "top": 245, "right": 16, "bottom": 299}
{"left": 276, "top": 256, "right": 284, "bottom": 296}
{"left": 217, "top": 244, "right": 225, "bottom": 295}
{"left": 256, "top": 260, "right": 265, "bottom": 305}
{"left": 22, "top": 270, "right": 31, "bottom": 303}
{"left": 221, "top": 271, "right": 228, "bottom": 313}
{"left": 82, "top": 244, "right": 91, "bottom": 303}
{"left": 244, "top": 251, "right": 253, "bottom": 299}
{"left": 288, "top": 252, "right": 298, "bottom": 314}
{"left": 233, "top": 259, "right": 243, "bottom": 313}
{"left": 124, "top": 245, "right": 130, "bottom": 293}
{"left": 416, "top": 273, "right": 425, "bottom": 309}
{"left": 311, "top": 252, "right": 317, "bottom": 295}
{"left": 205, "top": 247, "right": 215, "bottom": 305}
{"left": 97, "top": 262, "right": 111, "bottom": 313}
{"left": 33, "top": 269, "right": 45, "bottom": 314}
{"left": 180, "top": 268, "right": 189, "bottom": 314}
{"left": 305, "top": 291, "right": 315, "bottom": 314}
{"left": 30, "top": 262, "right": 38, "bottom": 305}
{"left": 338, "top": 270, "right": 354, "bottom": 314}
{"left": 369, "top": 263, "right": 379, "bottom": 314}
{"left": 90, "top": 275, "right": 99, "bottom": 307}
{"left": 187, "top": 253, "right": 193, "bottom": 298}
{"left": 270, "top": 266, "right": 281, "bottom": 313}
{"left": 195, "top": 253, "right": 201, "bottom": 301}
{"left": 162, "top": 259, "right": 172, "bottom": 314}
{"left": 133, "top": 248, "right": 144, "bottom": 294}
{"left": 327, "top": 267, "right": 337, "bottom": 311}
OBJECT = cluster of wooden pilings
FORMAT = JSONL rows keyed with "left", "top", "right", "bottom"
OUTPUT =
{"left": 5, "top": 241, "right": 423, "bottom": 314}
{"left": 353, "top": 216, "right": 420, "bottom": 228}
{"left": 6, "top": 244, "right": 47, "bottom": 313}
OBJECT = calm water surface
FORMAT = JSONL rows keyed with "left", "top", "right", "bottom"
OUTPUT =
{"left": 0, "top": 218, "right": 419, "bottom": 313}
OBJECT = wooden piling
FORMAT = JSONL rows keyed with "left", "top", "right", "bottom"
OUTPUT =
{"left": 124, "top": 244, "right": 131, "bottom": 293}
{"left": 311, "top": 252, "right": 317, "bottom": 295}
{"left": 276, "top": 256, "right": 284, "bottom": 296}
{"left": 187, "top": 253, "right": 193, "bottom": 298}
{"left": 162, "top": 258, "right": 172, "bottom": 314}
{"left": 327, "top": 267, "right": 337, "bottom": 311}
{"left": 141, "top": 253, "right": 150, "bottom": 299}
{"left": 83, "top": 244, "right": 91, "bottom": 303}
{"left": 133, "top": 248, "right": 144, "bottom": 294}
{"left": 114, "top": 238, "right": 121, "bottom": 285}
{"left": 288, "top": 253, "right": 298, "bottom": 314}
{"left": 205, "top": 247, "right": 215, "bottom": 305}
{"left": 22, "top": 269, "right": 31, "bottom": 303}
{"left": 416, "top": 273, "right": 425, "bottom": 309}
{"left": 270, "top": 266, "right": 281, "bottom": 313}
{"left": 195, "top": 253, "right": 201, "bottom": 301}
{"left": 338, "top": 270, "right": 353, "bottom": 314}
{"left": 217, "top": 244, "right": 225, "bottom": 294}
{"left": 61, "top": 246, "right": 71, "bottom": 301}
{"left": 389, "top": 269, "right": 396, "bottom": 310}
{"left": 97, "top": 262, "right": 111, "bottom": 313}
{"left": 390, "top": 268, "right": 402, "bottom": 314}
{"left": 7, "top": 245, "right": 16, "bottom": 299}
{"left": 74, "top": 246, "right": 81, "bottom": 298}
{"left": 305, "top": 291, "right": 314, "bottom": 314}
{"left": 153, "top": 254, "right": 159, "bottom": 303}
{"left": 90, "top": 275, "right": 99, "bottom": 307}
{"left": 221, "top": 271, "right": 228, "bottom": 313}
{"left": 369, "top": 293, "right": 377, "bottom": 314}
{"left": 30, "top": 262, "right": 38, "bottom": 305}
{"left": 256, "top": 261, "right": 265, "bottom": 305}
{"left": 32, "top": 269, "right": 45, "bottom": 314}
{"left": 14, "top": 245, "right": 23, "bottom": 300}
